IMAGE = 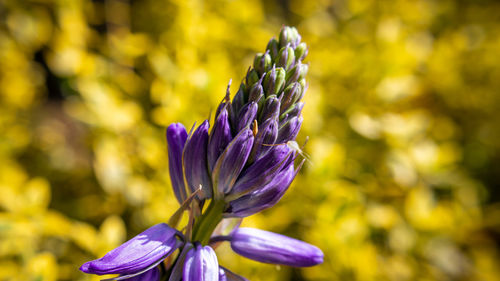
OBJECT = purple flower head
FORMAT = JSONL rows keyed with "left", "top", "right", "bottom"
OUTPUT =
{"left": 80, "top": 223, "right": 183, "bottom": 277}
{"left": 183, "top": 243, "right": 219, "bottom": 281}
{"left": 230, "top": 227, "right": 323, "bottom": 267}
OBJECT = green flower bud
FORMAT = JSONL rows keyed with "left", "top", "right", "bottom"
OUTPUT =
{"left": 266, "top": 38, "right": 279, "bottom": 60}
{"left": 285, "top": 62, "right": 302, "bottom": 86}
{"left": 279, "top": 26, "right": 300, "bottom": 48}
{"left": 253, "top": 52, "right": 272, "bottom": 76}
{"left": 277, "top": 46, "right": 295, "bottom": 70}
{"left": 295, "top": 42, "right": 308, "bottom": 61}
{"left": 246, "top": 69, "right": 259, "bottom": 86}
{"left": 274, "top": 67, "right": 286, "bottom": 96}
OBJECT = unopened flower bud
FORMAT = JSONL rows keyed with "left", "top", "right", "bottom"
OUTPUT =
{"left": 266, "top": 38, "right": 279, "bottom": 59}
{"left": 248, "top": 82, "right": 264, "bottom": 103}
{"left": 259, "top": 95, "right": 280, "bottom": 123}
{"left": 279, "top": 26, "right": 301, "bottom": 48}
{"left": 273, "top": 67, "right": 286, "bottom": 96}
{"left": 277, "top": 45, "right": 295, "bottom": 70}
{"left": 246, "top": 69, "right": 259, "bottom": 86}
{"left": 295, "top": 42, "right": 308, "bottom": 61}
{"left": 280, "top": 83, "right": 301, "bottom": 114}
{"left": 253, "top": 52, "right": 272, "bottom": 76}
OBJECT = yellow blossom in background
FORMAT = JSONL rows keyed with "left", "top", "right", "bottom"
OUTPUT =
{"left": 0, "top": 0, "right": 499, "bottom": 280}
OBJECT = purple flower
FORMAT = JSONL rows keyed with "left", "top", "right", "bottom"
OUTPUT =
{"left": 230, "top": 227, "right": 323, "bottom": 267}
{"left": 183, "top": 120, "right": 212, "bottom": 199}
{"left": 183, "top": 243, "right": 219, "bottom": 281}
{"left": 166, "top": 123, "right": 188, "bottom": 204}
{"left": 225, "top": 160, "right": 300, "bottom": 218}
{"left": 212, "top": 128, "right": 254, "bottom": 197}
{"left": 80, "top": 223, "right": 183, "bottom": 277}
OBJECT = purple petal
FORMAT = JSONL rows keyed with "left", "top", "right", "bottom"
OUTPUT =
{"left": 225, "top": 161, "right": 298, "bottom": 218}
{"left": 277, "top": 116, "right": 303, "bottom": 143}
{"left": 183, "top": 244, "right": 219, "bottom": 281}
{"left": 236, "top": 102, "right": 258, "bottom": 133}
{"left": 249, "top": 118, "right": 278, "bottom": 161}
{"left": 183, "top": 120, "right": 212, "bottom": 199}
{"left": 212, "top": 129, "right": 254, "bottom": 197}
{"left": 208, "top": 107, "right": 233, "bottom": 171}
{"left": 230, "top": 145, "right": 292, "bottom": 198}
{"left": 167, "top": 123, "right": 188, "bottom": 204}
{"left": 259, "top": 96, "right": 280, "bottom": 123}
{"left": 230, "top": 228, "right": 323, "bottom": 267}
{"left": 80, "top": 223, "right": 183, "bottom": 275}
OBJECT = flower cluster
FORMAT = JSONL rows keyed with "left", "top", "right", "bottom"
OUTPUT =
{"left": 80, "top": 26, "right": 322, "bottom": 281}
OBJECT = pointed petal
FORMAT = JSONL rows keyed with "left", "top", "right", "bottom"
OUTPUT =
{"left": 230, "top": 228, "right": 323, "bottom": 267}
{"left": 167, "top": 123, "right": 189, "bottom": 204}
{"left": 212, "top": 129, "right": 254, "bottom": 197}
{"left": 183, "top": 244, "right": 219, "bottom": 281}
{"left": 277, "top": 116, "right": 303, "bottom": 143}
{"left": 259, "top": 96, "right": 280, "bottom": 123}
{"left": 208, "top": 107, "right": 232, "bottom": 171}
{"left": 183, "top": 120, "right": 212, "bottom": 199}
{"left": 229, "top": 145, "right": 292, "bottom": 198}
{"left": 80, "top": 223, "right": 183, "bottom": 275}
{"left": 236, "top": 102, "right": 258, "bottom": 133}
{"left": 225, "top": 161, "right": 298, "bottom": 218}
{"left": 250, "top": 118, "right": 278, "bottom": 160}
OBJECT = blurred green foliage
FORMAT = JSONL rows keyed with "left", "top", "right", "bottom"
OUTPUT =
{"left": 1, "top": 0, "right": 499, "bottom": 280}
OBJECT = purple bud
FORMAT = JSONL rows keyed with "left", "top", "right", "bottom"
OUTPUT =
{"left": 279, "top": 26, "right": 301, "bottom": 49}
{"left": 231, "top": 84, "right": 247, "bottom": 122}
{"left": 266, "top": 38, "right": 279, "bottom": 59}
{"left": 183, "top": 120, "right": 212, "bottom": 199}
{"left": 230, "top": 144, "right": 291, "bottom": 198}
{"left": 80, "top": 223, "right": 183, "bottom": 275}
{"left": 167, "top": 123, "right": 188, "bottom": 204}
{"left": 212, "top": 129, "right": 254, "bottom": 197}
{"left": 277, "top": 116, "right": 303, "bottom": 143}
{"left": 225, "top": 161, "right": 298, "bottom": 217}
{"left": 253, "top": 52, "right": 272, "bottom": 76}
{"left": 280, "top": 83, "right": 301, "bottom": 114}
{"left": 285, "top": 63, "right": 302, "bottom": 87}
{"left": 277, "top": 45, "right": 295, "bottom": 70}
{"left": 247, "top": 82, "right": 264, "bottom": 103}
{"left": 208, "top": 107, "right": 233, "bottom": 171}
{"left": 259, "top": 96, "right": 280, "bottom": 123}
{"left": 249, "top": 118, "right": 278, "bottom": 160}
{"left": 183, "top": 244, "right": 219, "bottom": 281}
{"left": 230, "top": 228, "right": 323, "bottom": 267}
{"left": 236, "top": 102, "right": 258, "bottom": 133}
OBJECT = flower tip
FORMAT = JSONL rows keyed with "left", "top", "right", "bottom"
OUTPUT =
{"left": 79, "top": 262, "right": 90, "bottom": 273}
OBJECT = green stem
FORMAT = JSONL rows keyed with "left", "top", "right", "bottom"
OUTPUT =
{"left": 192, "top": 200, "right": 226, "bottom": 245}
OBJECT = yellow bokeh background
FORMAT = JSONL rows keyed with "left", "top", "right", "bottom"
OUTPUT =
{"left": 1, "top": 0, "right": 499, "bottom": 280}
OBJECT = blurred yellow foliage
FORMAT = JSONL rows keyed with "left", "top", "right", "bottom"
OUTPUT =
{"left": 1, "top": 0, "right": 499, "bottom": 280}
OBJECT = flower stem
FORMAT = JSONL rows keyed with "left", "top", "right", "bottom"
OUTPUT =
{"left": 192, "top": 199, "right": 226, "bottom": 245}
